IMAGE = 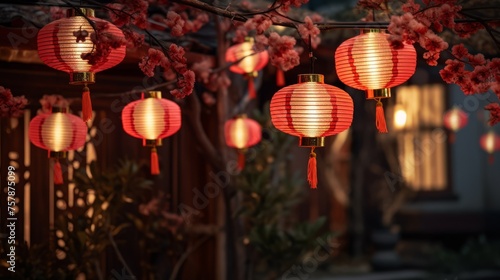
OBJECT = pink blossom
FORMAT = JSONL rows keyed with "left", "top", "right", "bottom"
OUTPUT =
{"left": 279, "top": 0, "right": 309, "bottom": 12}
{"left": 298, "top": 16, "right": 321, "bottom": 48}
{"left": 166, "top": 11, "right": 186, "bottom": 37}
{"left": 244, "top": 15, "right": 273, "bottom": 35}
{"left": 267, "top": 33, "right": 300, "bottom": 71}
{"left": 38, "top": 95, "right": 69, "bottom": 115}
{"left": 485, "top": 103, "right": 500, "bottom": 126}
{"left": 81, "top": 22, "right": 127, "bottom": 66}
{"left": 0, "top": 87, "right": 28, "bottom": 118}
{"left": 402, "top": 0, "right": 420, "bottom": 13}
{"left": 451, "top": 44, "right": 469, "bottom": 58}
{"left": 357, "top": 0, "right": 385, "bottom": 10}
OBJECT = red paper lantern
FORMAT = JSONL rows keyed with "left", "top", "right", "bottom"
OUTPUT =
{"left": 480, "top": 131, "right": 500, "bottom": 164}
{"left": 37, "top": 8, "right": 126, "bottom": 122}
{"left": 29, "top": 107, "right": 87, "bottom": 184}
{"left": 122, "top": 91, "right": 181, "bottom": 175}
{"left": 270, "top": 74, "right": 354, "bottom": 188}
{"left": 335, "top": 29, "right": 416, "bottom": 133}
{"left": 443, "top": 107, "right": 468, "bottom": 143}
{"left": 225, "top": 37, "right": 269, "bottom": 99}
{"left": 224, "top": 115, "right": 262, "bottom": 170}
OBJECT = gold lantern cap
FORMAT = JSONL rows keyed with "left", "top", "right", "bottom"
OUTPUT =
{"left": 49, "top": 151, "right": 68, "bottom": 159}
{"left": 300, "top": 137, "right": 325, "bottom": 147}
{"left": 67, "top": 8, "right": 95, "bottom": 17}
{"left": 70, "top": 72, "right": 95, "bottom": 85}
{"left": 145, "top": 139, "right": 162, "bottom": 147}
{"left": 146, "top": 91, "right": 162, "bottom": 99}
{"left": 298, "top": 74, "right": 324, "bottom": 83}
{"left": 366, "top": 88, "right": 391, "bottom": 99}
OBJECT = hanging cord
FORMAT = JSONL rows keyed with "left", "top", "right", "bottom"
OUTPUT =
{"left": 308, "top": 35, "right": 316, "bottom": 74}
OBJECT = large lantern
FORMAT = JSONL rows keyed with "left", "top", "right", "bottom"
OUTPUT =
{"left": 270, "top": 74, "right": 354, "bottom": 188}
{"left": 443, "top": 107, "right": 468, "bottom": 143}
{"left": 480, "top": 131, "right": 500, "bottom": 164}
{"left": 122, "top": 91, "right": 181, "bottom": 175}
{"left": 225, "top": 37, "right": 269, "bottom": 99}
{"left": 335, "top": 29, "right": 416, "bottom": 133}
{"left": 37, "top": 8, "right": 126, "bottom": 122}
{"left": 224, "top": 115, "right": 262, "bottom": 170}
{"left": 29, "top": 107, "right": 87, "bottom": 184}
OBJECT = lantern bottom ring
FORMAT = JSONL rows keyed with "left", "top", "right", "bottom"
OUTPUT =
{"left": 144, "top": 139, "right": 162, "bottom": 147}
{"left": 49, "top": 151, "right": 68, "bottom": 159}
{"left": 366, "top": 88, "right": 391, "bottom": 99}
{"left": 299, "top": 137, "right": 325, "bottom": 147}
{"left": 70, "top": 72, "right": 95, "bottom": 85}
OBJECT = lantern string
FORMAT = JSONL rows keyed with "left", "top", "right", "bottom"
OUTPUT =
{"left": 308, "top": 35, "right": 316, "bottom": 74}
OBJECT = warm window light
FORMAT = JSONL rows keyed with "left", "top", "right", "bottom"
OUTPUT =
{"left": 122, "top": 91, "right": 181, "bottom": 175}
{"left": 393, "top": 106, "right": 407, "bottom": 130}
{"left": 270, "top": 74, "right": 353, "bottom": 188}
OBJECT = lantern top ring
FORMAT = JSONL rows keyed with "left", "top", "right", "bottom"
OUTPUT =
{"left": 146, "top": 91, "right": 162, "bottom": 99}
{"left": 361, "top": 29, "right": 385, "bottom": 34}
{"left": 300, "top": 137, "right": 325, "bottom": 147}
{"left": 51, "top": 106, "right": 68, "bottom": 113}
{"left": 298, "top": 74, "right": 324, "bottom": 83}
{"left": 67, "top": 8, "right": 95, "bottom": 17}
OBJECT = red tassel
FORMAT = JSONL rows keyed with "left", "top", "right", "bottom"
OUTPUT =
{"left": 54, "top": 159, "right": 63, "bottom": 185}
{"left": 489, "top": 154, "right": 494, "bottom": 165}
{"left": 248, "top": 77, "right": 256, "bottom": 99}
{"left": 237, "top": 152, "right": 245, "bottom": 171}
{"left": 307, "top": 148, "right": 317, "bottom": 189}
{"left": 82, "top": 86, "right": 93, "bottom": 122}
{"left": 376, "top": 99, "right": 388, "bottom": 133}
{"left": 151, "top": 147, "right": 160, "bottom": 175}
{"left": 449, "top": 132, "right": 455, "bottom": 144}
{"left": 276, "top": 68, "right": 285, "bottom": 87}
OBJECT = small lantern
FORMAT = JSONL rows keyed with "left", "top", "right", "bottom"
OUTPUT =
{"left": 224, "top": 115, "right": 262, "bottom": 170}
{"left": 37, "top": 8, "right": 126, "bottom": 122}
{"left": 335, "top": 29, "right": 416, "bottom": 133}
{"left": 122, "top": 91, "right": 181, "bottom": 175}
{"left": 29, "top": 107, "right": 87, "bottom": 184}
{"left": 480, "top": 131, "right": 500, "bottom": 164}
{"left": 443, "top": 107, "right": 468, "bottom": 143}
{"left": 270, "top": 74, "right": 354, "bottom": 188}
{"left": 225, "top": 37, "right": 269, "bottom": 99}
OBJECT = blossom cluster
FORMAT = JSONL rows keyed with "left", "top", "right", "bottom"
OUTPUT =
{"left": 191, "top": 59, "right": 231, "bottom": 94}
{"left": 259, "top": 32, "right": 301, "bottom": 71}
{"left": 278, "top": 0, "right": 309, "bottom": 12}
{"left": 107, "top": 0, "right": 149, "bottom": 28}
{"left": 0, "top": 86, "right": 28, "bottom": 118}
{"left": 37, "top": 94, "right": 69, "bottom": 115}
{"left": 80, "top": 21, "right": 127, "bottom": 65}
{"left": 163, "top": 10, "right": 209, "bottom": 37}
{"left": 297, "top": 16, "right": 321, "bottom": 49}
{"left": 139, "top": 45, "right": 195, "bottom": 99}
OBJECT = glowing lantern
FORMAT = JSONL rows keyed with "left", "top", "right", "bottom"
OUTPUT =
{"left": 224, "top": 115, "right": 262, "bottom": 170}
{"left": 37, "top": 8, "right": 126, "bottom": 122}
{"left": 393, "top": 105, "right": 407, "bottom": 130}
{"left": 270, "top": 74, "right": 354, "bottom": 188}
{"left": 29, "top": 107, "right": 87, "bottom": 184}
{"left": 335, "top": 29, "right": 417, "bottom": 133}
{"left": 122, "top": 91, "right": 181, "bottom": 175}
{"left": 443, "top": 107, "right": 468, "bottom": 143}
{"left": 480, "top": 131, "right": 500, "bottom": 164}
{"left": 225, "top": 37, "right": 269, "bottom": 99}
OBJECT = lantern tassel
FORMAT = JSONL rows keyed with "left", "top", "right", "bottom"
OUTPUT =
{"left": 54, "top": 159, "right": 63, "bottom": 185}
{"left": 307, "top": 147, "right": 317, "bottom": 189}
{"left": 151, "top": 147, "right": 160, "bottom": 175}
{"left": 276, "top": 68, "right": 285, "bottom": 87}
{"left": 238, "top": 152, "right": 245, "bottom": 171}
{"left": 375, "top": 99, "right": 388, "bottom": 133}
{"left": 248, "top": 77, "right": 256, "bottom": 99}
{"left": 489, "top": 154, "right": 494, "bottom": 165}
{"left": 449, "top": 132, "right": 455, "bottom": 144}
{"left": 82, "top": 86, "right": 93, "bottom": 122}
